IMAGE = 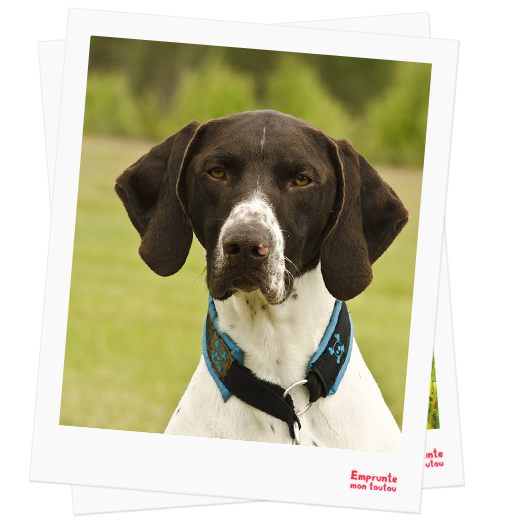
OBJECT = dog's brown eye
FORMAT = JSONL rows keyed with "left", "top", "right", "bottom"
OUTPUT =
{"left": 209, "top": 167, "right": 226, "bottom": 179}
{"left": 293, "top": 175, "right": 311, "bottom": 187}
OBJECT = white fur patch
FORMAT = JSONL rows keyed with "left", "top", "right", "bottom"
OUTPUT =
{"left": 212, "top": 188, "right": 286, "bottom": 302}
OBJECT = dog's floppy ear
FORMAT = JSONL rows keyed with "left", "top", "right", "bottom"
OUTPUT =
{"left": 115, "top": 121, "right": 200, "bottom": 276}
{"left": 320, "top": 139, "right": 409, "bottom": 301}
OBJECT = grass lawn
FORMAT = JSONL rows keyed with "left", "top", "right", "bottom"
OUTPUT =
{"left": 60, "top": 135, "right": 423, "bottom": 434}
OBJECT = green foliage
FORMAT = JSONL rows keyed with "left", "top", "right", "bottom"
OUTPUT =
{"left": 265, "top": 55, "right": 353, "bottom": 138}
{"left": 83, "top": 73, "right": 144, "bottom": 137}
{"left": 83, "top": 38, "right": 432, "bottom": 168}
{"left": 427, "top": 353, "right": 440, "bottom": 429}
{"left": 358, "top": 62, "right": 432, "bottom": 168}
{"left": 302, "top": 54, "right": 397, "bottom": 116}
{"left": 165, "top": 55, "right": 258, "bottom": 134}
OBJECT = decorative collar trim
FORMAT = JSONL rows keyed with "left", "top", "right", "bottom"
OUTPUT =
{"left": 202, "top": 295, "right": 353, "bottom": 403}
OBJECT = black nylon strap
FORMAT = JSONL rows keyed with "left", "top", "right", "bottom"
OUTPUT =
{"left": 205, "top": 300, "right": 351, "bottom": 441}
{"left": 225, "top": 361, "right": 301, "bottom": 439}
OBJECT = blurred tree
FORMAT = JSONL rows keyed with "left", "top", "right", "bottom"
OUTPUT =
{"left": 90, "top": 38, "right": 214, "bottom": 109}
{"left": 299, "top": 53, "right": 397, "bottom": 115}
{"left": 83, "top": 72, "right": 143, "bottom": 137}
{"left": 85, "top": 37, "right": 432, "bottom": 167}
{"left": 265, "top": 54, "right": 352, "bottom": 138}
{"left": 167, "top": 53, "right": 258, "bottom": 133}
{"left": 361, "top": 61, "right": 432, "bottom": 168}
{"left": 223, "top": 47, "right": 279, "bottom": 101}
{"left": 88, "top": 38, "right": 397, "bottom": 116}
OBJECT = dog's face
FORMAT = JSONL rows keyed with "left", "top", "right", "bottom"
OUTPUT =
{"left": 115, "top": 110, "right": 408, "bottom": 303}
{"left": 181, "top": 112, "right": 340, "bottom": 303}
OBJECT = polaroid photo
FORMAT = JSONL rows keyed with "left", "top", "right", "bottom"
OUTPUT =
{"left": 38, "top": 14, "right": 463, "bottom": 515}
{"left": 31, "top": 9, "right": 458, "bottom": 513}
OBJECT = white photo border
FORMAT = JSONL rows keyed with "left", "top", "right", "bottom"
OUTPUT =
{"left": 31, "top": 9, "right": 458, "bottom": 513}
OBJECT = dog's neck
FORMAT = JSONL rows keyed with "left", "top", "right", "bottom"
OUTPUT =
{"left": 213, "top": 266, "right": 336, "bottom": 388}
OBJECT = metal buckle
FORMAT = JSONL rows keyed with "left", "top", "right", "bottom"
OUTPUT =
{"left": 283, "top": 379, "right": 312, "bottom": 445}
{"left": 282, "top": 379, "right": 312, "bottom": 416}
{"left": 292, "top": 421, "right": 300, "bottom": 445}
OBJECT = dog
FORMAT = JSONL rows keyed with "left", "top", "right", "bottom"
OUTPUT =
{"left": 115, "top": 110, "right": 408, "bottom": 451}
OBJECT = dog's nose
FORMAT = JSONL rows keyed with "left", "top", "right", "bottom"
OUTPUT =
{"left": 222, "top": 224, "right": 271, "bottom": 267}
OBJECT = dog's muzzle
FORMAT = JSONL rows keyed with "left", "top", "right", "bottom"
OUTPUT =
{"left": 220, "top": 222, "right": 272, "bottom": 293}
{"left": 209, "top": 191, "right": 287, "bottom": 303}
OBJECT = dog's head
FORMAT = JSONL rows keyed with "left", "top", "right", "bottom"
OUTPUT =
{"left": 115, "top": 110, "right": 408, "bottom": 304}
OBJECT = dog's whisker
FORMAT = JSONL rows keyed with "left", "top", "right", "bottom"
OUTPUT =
{"left": 283, "top": 267, "right": 296, "bottom": 289}
{"left": 284, "top": 257, "right": 302, "bottom": 281}
{"left": 284, "top": 256, "right": 299, "bottom": 273}
{"left": 192, "top": 266, "right": 207, "bottom": 287}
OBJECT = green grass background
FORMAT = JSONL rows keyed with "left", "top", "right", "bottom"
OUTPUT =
{"left": 60, "top": 135, "right": 422, "bottom": 433}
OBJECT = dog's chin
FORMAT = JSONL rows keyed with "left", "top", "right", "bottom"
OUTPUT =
{"left": 208, "top": 272, "right": 293, "bottom": 305}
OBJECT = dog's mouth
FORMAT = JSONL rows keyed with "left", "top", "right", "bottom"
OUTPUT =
{"left": 231, "top": 274, "right": 260, "bottom": 293}
{"left": 208, "top": 266, "right": 293, "bottom": 305}
{"left": 206, "top": 193, "right": 294, "bottom": 304}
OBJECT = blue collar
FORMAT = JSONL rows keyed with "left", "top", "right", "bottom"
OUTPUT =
{"left": 202, "top": 295, "right": 353, "bottom": 403}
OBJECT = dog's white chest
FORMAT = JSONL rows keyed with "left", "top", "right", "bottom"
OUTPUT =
{"left": 166, "top": 340, "right": 400, "bottom": 452}
{"left": 165, "top": 273, "right": 401, "bottom": 453}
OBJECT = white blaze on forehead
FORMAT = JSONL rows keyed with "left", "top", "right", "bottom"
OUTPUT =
{"left": 213, "top": 188, "right": 286, "bottom": 301}
{"left": 260, "top": 126, "right": 266, "bottom": 152}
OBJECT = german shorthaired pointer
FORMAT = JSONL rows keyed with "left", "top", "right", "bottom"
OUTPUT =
{"left": 115, "top": 110, "right": 408, "bottom": 451}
